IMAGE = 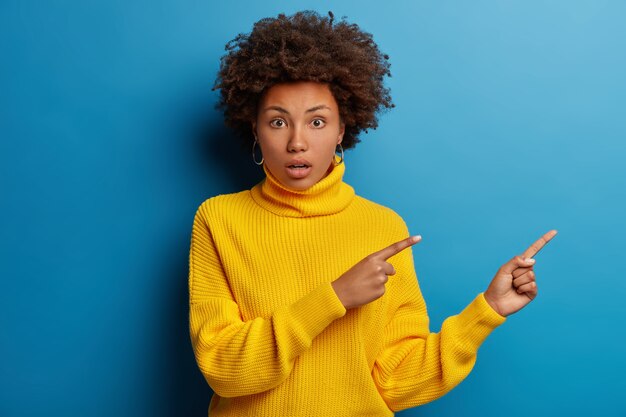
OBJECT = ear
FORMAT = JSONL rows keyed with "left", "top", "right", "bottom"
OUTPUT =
{"left": 251, "top": 121, "right": 258, "bottom": 141}
{"left": 337, "top": 122, "right": 345, "bottom": 145}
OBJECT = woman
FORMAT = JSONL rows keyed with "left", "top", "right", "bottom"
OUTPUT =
{"left": 188, "top": 11, "right": 557, "bottom": 416}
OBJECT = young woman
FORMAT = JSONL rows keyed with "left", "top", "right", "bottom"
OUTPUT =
{"left": 188, "top": 11, "right": 557, "bottom": 416}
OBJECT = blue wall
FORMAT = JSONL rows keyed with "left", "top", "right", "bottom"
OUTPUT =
{"left": 1, "top": 1, "right": 625, "bottom": 416}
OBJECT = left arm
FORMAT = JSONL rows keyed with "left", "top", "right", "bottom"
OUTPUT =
{"left": 372, "top": 225, "right": 557, "bottom": 411}
{"left": 371, "top": 239, "right": 506, "bottom": 411}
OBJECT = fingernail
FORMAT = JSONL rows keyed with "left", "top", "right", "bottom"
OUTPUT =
{"left": 526, "top": 258, "right": 535, "bottom": 264}
{"left": 412, "top": 235, "right": 422, "bottom": 242}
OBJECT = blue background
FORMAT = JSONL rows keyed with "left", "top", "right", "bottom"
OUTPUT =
{"left": 1, "top": 1, "right": 625, "bottom": 416}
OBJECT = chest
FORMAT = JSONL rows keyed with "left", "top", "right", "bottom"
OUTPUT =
{"left": 210, "top": 212, "right": 392, "bottom": 321}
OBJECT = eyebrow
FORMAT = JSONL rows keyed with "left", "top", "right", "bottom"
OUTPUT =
{"left": 263, "top": 105, "right": 332, "bottom": 114}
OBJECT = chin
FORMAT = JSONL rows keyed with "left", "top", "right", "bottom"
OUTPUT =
{"left": 284, "top": 174, "right": 320, "bottom": 190}
{"left": 286, "top": 179, "right": 315, "bottom": 191}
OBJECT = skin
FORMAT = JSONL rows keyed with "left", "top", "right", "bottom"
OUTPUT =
{"left": 252, "top": 80, "right": 557, "bottom": 318}
{"left": 252, "top": 81, "right": 345, "bottom": 191}
{"left": 483, "top": 229, "right": 558, "bottom": 316}
{"left": 331, "top": 235, "right": 423, "bottom": 310}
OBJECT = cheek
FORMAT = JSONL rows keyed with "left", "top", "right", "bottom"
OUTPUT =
{"left": 257, "top": 139, "right": 283, "bottom": 160}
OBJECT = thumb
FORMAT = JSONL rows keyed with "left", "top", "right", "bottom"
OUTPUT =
{"left": 500, "top": 255, "right": 535, "bottom": 275}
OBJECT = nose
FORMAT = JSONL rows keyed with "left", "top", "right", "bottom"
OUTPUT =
{"left": 287, "top": 126, "right": 308, "bottom": 153}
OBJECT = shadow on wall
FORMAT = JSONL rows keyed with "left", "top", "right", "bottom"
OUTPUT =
{"left": 156, "top": 114, "right": 263, "bottom": 416}
{"left": 196, "top": 117, "right": 265, "bottom": 194}
{"left": 161, "top": 248, "right": 213, "bottom": 416}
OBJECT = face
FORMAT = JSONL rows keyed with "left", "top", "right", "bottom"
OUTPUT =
{"left": 253, "top": 81, "right": 345, "bottom": 191}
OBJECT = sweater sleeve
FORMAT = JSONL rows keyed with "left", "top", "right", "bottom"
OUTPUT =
{"left": 371, "top": 220, "right": 507, "bottom": 411}
{"left": 188, "top": 202, "right": 347, "bottom": 398}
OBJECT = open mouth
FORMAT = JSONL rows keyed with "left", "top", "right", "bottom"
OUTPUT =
{"left": 285, "top": 164, "right": 312, "bottom": 178}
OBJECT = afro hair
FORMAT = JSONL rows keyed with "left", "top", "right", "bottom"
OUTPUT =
{"left": 213, "top": 10, "right": 394, "bottom": 150}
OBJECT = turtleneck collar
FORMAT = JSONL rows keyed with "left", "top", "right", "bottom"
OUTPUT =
{"left": 250, "top": 155, "right": 355, "bottom": 218}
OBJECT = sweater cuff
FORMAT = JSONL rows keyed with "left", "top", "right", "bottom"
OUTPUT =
{"left": 283, "top": 281, "right": 347, "bottom": 345}
{"left": 453, "top": 292, "right": 507, "bottom": 349}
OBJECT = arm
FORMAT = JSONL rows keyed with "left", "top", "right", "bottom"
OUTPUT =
{"left": 371, "top": 223, "right": 506, "bottom": 411}
{"left": 188, "top": 202, "right": 347, "bottom": 398}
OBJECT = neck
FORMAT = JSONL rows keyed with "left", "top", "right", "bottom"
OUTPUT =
{"left": 250, "top": 156, "right": 355, "bottom": 217}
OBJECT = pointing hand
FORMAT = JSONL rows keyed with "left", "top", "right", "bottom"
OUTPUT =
{"left": 331, "top": 235, "right": 421, "bottom": 310}
{"left": 484, "top": 230, "right": 558, "bottom": 317}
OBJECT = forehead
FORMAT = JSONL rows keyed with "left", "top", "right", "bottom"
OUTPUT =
{"left": 259, "top": 81, "right": 339, "bottom": 110}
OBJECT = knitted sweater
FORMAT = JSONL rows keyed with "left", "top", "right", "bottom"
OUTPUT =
{"left": 188, "top": 157, "right": 507, "bottom": 416}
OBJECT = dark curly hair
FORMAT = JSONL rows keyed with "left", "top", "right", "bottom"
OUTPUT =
{"left": 213, "top": 10, "right": 394, "bottom": 150}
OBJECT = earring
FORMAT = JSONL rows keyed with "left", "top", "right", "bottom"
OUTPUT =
{"left": 252, "top": 139, "right": 264, "bottom": 165}
{"left": 334, "top": 143, "right": 344, "bottom": 165}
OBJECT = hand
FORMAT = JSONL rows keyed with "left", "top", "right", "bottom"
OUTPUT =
{"left": 484, "top": 230, "right": 558, "bottom": 317}
{"left": 331, "top": 235, "right": 422, "bottom": 310}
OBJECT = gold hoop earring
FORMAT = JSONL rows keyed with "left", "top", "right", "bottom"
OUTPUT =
{"left": 334, "top": 143, "right": 344, "bottom": 166}
{"left": 252, "top": 140, "right": 264, "bottom": 165}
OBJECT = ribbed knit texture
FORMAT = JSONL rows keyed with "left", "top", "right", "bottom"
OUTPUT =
{"left": 188, "top": 156, "right": 507, "bottom": 416}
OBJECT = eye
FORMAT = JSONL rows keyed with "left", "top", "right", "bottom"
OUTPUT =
{"left": 269, "top": 118, "right": 286, "bottom": 128}
{"left": 311, "top": 118, "right": 326, "bottom": 128}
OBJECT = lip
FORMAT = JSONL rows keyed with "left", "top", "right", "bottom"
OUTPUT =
{"left": 285, "top": 159, "right": 312, "bottom": 179}
{"left": 285, "top": 159, "right": 311, "bottom": 167}
{"left": 285, "top": 166, "right": 312, "bottom": 179}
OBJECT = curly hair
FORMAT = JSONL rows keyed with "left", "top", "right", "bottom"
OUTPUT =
{"left": 213, "top": 10, "right": 394, "bottom": 150}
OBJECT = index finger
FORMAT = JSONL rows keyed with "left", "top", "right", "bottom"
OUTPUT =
{"left": 522, "top": 229, "right": 558, "bottom": 259}
{"left": 373, "top": 235, "right": 422, "bottom": 260}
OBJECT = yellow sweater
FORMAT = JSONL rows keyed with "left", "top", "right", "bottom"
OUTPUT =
{"left": 188, "top": 157, "right": 507, "bottom": 416}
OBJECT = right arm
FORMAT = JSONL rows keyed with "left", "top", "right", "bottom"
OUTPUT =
{"left": 188, "top": 203, "right": 347, "bottom": 398}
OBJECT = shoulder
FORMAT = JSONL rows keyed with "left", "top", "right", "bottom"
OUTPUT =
{"left": 351, "top": 194, "right": 410, "bottom": 234}
{"left": 193, "top": 190, "right": 251, "bottom": 220}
